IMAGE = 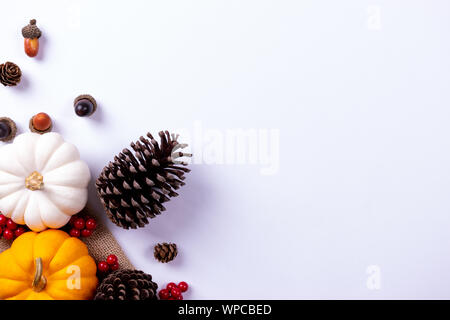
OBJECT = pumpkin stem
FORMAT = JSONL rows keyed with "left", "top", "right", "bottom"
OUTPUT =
{"left": 32, "top": 257, "right": 47, "bottom": 292}
{"left": 25, "top": 171, "right": 44, "bottom": 191}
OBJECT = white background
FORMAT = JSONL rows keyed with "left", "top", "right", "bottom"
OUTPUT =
{"left": 1, "top": 0, "right": 450, "bottom": 299}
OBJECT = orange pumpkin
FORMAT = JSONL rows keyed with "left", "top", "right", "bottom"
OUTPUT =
{"left": 0, "top": 230, "right": 98, "bottom": 300}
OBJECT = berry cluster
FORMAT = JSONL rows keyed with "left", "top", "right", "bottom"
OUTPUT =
{"left": 97, "top": 254, "right": 120, "bottom": 275}
{"left": 67, "top": 214, "right": 97, "bottom": 238}
{"left": 159, "top": 282, "right": 189, "bottom": 300}
{"left": 0, "top": 214, "right": 28, "bottom": 240}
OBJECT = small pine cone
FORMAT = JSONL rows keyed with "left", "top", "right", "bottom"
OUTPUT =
{"left": 96, "top": 131, "right": 192, "bottom": 229}
{"left": 154, "top": 242, "right": 178, "bottom": 263}
{"left": 0, "top": 62, "right": 21, "bottom": 87}
{"left": 94, "top": 269, "right": 158, "bottom": 300}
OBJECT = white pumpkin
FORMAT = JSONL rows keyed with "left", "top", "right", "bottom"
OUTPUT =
{"left": 0, "top": 132, "right": 91, "bottom": 231}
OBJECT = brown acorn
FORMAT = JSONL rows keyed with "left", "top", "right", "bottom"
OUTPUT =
{"left": 29, "top": 112, "right": 52, "bottom": 134}
{"left": 22, "top": 19, "right": 42, "bottom": 58}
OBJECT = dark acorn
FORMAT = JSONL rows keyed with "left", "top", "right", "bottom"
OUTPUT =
{"left": 74, "top": 94, "right": 97, "bottom": 117}
{"left": 0, "top": 117, "right": 17, "bottom": 142}
{"left": 75, "top": 99, "right": 94, "bottom": 116}
{"left": 0, "top": 122, "right": 11, "bottom": 139}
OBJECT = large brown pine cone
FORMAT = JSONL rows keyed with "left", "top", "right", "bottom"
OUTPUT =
{"left": 0, "top": 62, "right": 22, "bottom": 87}
{"left": 94, "top": 269, "right": 158, "bottom": 300}
{"left": 154, "top": 242, "right": 178, "bottom": 263}
{"left": 96, "top": 131, "right": 192, "bottom": 229}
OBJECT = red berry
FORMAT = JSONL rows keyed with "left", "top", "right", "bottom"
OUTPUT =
{"left": 109, "top": 262, "right": 119, "bottom": 271}
{"left": 81, "top": 229, "right": 92, "bottom": 237}
{"left": 14, "top": 227, "right": 26, "bottom": 238}
{"left": 0, "top": 227, "right": 3, "bottom": 237}
{"left": 85, "top": 218, "right": 97, "bottom": 230}
{"left": 106, "top": 254, "right": 118, "bottom": 265}
{"left": 167, "top": 282, "right": 177, "bottom": 291}
{"left": 69, "top": 228, "right": 80, "bottom": 237}
{"left": 0, "top": 215, "right": 7, "bottom": 226}
{"left": 170, "top": 287, "right": 182, "bottom": 299}
{"left": 3, "top": 229, "right": 14, "bottom": 240}
{"left": 158, "top": 289, "right": 170, "bottom": 300}
{"left": 73, "top": 217, "right": 85, "bottom": 230}
{"left": 6, "top": 219, "right": 17, "bottom": 230}
{"left": 98, "top": 261, "right": 109, "bottom": 273}
{"left": 69, "top": 215, "right": 78, "bottom": 226}
{"left": 178, "top": 281, "right": 189, "bottom": 292}
{"left": 175, "top": 294, "right": 184, "bottom": 300}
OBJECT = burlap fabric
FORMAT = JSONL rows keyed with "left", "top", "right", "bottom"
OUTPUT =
{"left": 0, "top": 218, "right": 134, "bottom": 270}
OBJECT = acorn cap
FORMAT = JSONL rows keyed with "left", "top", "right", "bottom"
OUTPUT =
{"left": 29, "top": 116, "right": 52, "bottom": 134}
{"left": 74, "top": 94, "right": 97, "bottom": 113}
{"left": 0, "top": 117, "right": 17, "bottom": 142}
{"left": 22, "top": 19, "right": 41, "bottom": 39}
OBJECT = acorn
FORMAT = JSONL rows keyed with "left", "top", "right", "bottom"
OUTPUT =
{"left": 22, "top": 19, "right": 42, "bottom": 58}
{"left": 0, "top": 117, "right": 17, "bottom": 142}
{"left": 29, "top": 112, "right": 52, "bottom": 134}
{"left": 74, "top": 95, "right": 97, "bottom": 117}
